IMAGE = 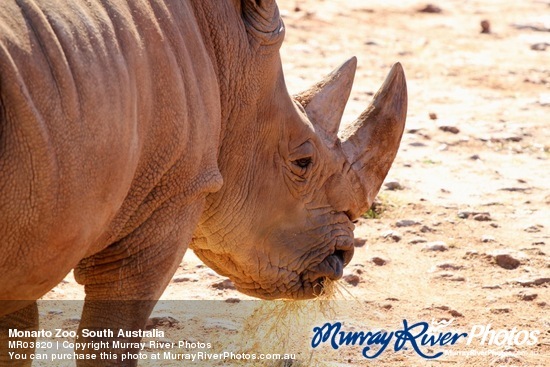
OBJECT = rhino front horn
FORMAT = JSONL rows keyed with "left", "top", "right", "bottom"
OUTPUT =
{"left": 340, "top": 63, "right": 408, "bottom": 216}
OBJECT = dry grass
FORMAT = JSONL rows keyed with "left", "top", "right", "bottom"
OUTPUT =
{"left": 224, "top": 280, "right": 358, "bottom": 366}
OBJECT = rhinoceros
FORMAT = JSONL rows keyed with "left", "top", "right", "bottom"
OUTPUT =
{"left": 0, "top": 0, "right": 406, "bottom": 365}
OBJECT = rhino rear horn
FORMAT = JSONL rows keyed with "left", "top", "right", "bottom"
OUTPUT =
{"left": 295, "top": 57, "right": 357, "bottom": 143}
{"left": 341, "top": 63, "right": 408, "bottom": 216}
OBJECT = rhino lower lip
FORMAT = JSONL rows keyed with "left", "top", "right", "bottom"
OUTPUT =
{"left": 315, "top": 251, "right": 345, "bottom": 281}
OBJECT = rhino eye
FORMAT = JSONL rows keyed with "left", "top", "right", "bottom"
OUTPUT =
{"left": 294, "top": 157, "right": 312, "bottom": 168}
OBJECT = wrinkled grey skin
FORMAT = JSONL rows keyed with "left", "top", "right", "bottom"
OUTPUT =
{"left": 0, "top": 0, "right": 406, "bottom": 366}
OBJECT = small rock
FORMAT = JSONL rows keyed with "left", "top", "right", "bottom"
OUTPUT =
{"left": 211, "top": 279, "right": 236, "bottom": 290}
{"left": 517, "top": 291, "right": 538, "bottom": 301}
{"left": 494, "top": 253, "right": 521, "bottom": 270}
{"left": 480, "top": 19, "right": 491, "bottom": 33}
{"left": 381, "top": 230, "right": 402, "bottom": 242}
{"left": 490, "top": 307, "right": 510, "bottom": 314}
{"left": 436, "top": 262, "right": 463, "bottom": 270}
{"left": 435, "top": 272, "right": 465, "bottom": 281}
{"left": 371, "top": 257, "right": 388, "bottom": 266}
{"left": 449, "top": 309, "right": 464, "bottom": 317}
{"left": 409, "top": 141, "right": 427, "bottom": 147}
{"left": 473, "top": 213, "right": 491, "bottom": 221}
{"left": 409, "top": 237, "right": 427, "bottom": 244}
{"left": 354, "top": 237, "right": 367, "bottom": 247}
{"left": 384, "top": 179, "right": 403, "bottom": 190}
{"left": 481, "top": 235, "right": 495, "bottom": 243}
{"left": 531, "top": 42, "right": 549, "bottom": 51}
{"left": 458, "top": 210, "right": 490, "bottom": 219}
{"left": 419, "top": 4, "right": 442, "bottom": 13}
{"left": 429, "top": 112, "right": 438, "bottom": 120}
{"left": 482, "top": 284, "right": 501, "bottom": 289}
{"left": 225, "top": 298, "right": 241, "bottom": 304}
{"left": 457, "top": 211, "right": 471, "bottom": 219}
{"left": 469, "top": 154, "right": 481, "bottom": 160}
{"left": 381, "top": 303, "right": 392, "bottom": 310}
{"left": 514, "top": 277, "right": 550, "bottom": 287}
{"left": 173, "top": 275, "right": 198, "bottom": 283}
{"left": 420, "top": 225, "right": 434, "bottom": 233}
{"left": 396, "top": 219, "right": 420, "bottom": 227}
{"left": 491, "top": 355, "right": 523, "bottom": 366}
{"left": 146, "top": 316, "right": 179, "bottom": 329}
{"left": 524, "top": 224, "right": 543, "bottom": 233}
{"left": 422, "top": 241, "right": 449, "bottom": 252}
{"left": 48, "top": 309, "right": 63, "bottom": 315}
{"left": 204, "top": 318, "right": 239, "bottom": 331}
{"left": 439, "top": 125, "right": 460, "bottom": 134}
{"left": 343, "top": 274, "right": 360, "bottom": 286}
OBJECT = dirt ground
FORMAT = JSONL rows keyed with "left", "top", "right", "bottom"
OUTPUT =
{"left": 40, "top": 0, "right": 548, "bottom": 366}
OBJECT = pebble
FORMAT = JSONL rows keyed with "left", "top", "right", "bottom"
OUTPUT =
{"left": 524, "top": 224, "right": 543, "bottom": 233}
{"left": 173, "top": 275, "right": 198, "bottom": 283}
{"left": 517, "top": 291, "right": 538, "bottom": 301}
{"left": 490, "top": 355, "right": 523, "bottom": 366}
{"left": 384, "top": 180, "right": 403, "bottom": 191}
{"left": 531, "top": 42, "right": 549, "bottom": 51}
{"left": 343, "top": 274, "right": 360, "bottom": 286}
{"left": 480, "top": 19, "right": 491, "bottom": 33}
{"left": 436, "top": 273, "right": 465, "bottom": 281}
{"left": 204, "top": 318, "right": 239, "bottom": 331}
{"left": 436, "top": 262, "right": 464, "bottom": 270}
{"left": 458, "top": 210, "right": 490, "bottom": 219}
{"left": 513, "top": 277, "right": 550, "bottom": 287}
{"left": 396, "top": 219, "right": 420, "bottom": 227}
{"left": 490, "top": 307, "right": 511, "bottom": 314}
{"left": 409, "top": 237, "right": 427, "bottom": 244}
{"left": 225, "top": 298, "right": 241, "bottom": 304}
{"left": 481, "top": 235, "right": 495, "bottom": 243}
{"left": 420, "top": 225, "right": 434, "bottom": 233}
{"left": 409, "top": 141, "right": 427, "bottom": 147}
{"left": 354, "top": 237, "right": 367, "bottom": 247}
{"left": 381, "top": 230, "right": 402, "bottom": 242}
{"left": 211, "top": 279, "right": 236, "bottom": 290}
{"left": 493, "top": 253, "right": 521, "bottom": 270}
{"left": 473, "top": 213, "right": 491, "bottom": 221}
{"left": 422, "top": 241, "right": 449, "bottom": 252}
{"left": 147, "top": 316, "right": 179, "bottom": 329}
{"left": 438, "top": 125, "right": 460, "bottom": 134}
{"left": 429, "top": 112, "right": 438, "bottom": 120}
{"left": 371, "top": 256, "right": 388, "bottom": 266}
{"left": 419, "top": 4, "right": 442, "bottom": 13}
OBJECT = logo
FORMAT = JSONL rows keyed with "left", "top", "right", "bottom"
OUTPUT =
{"left": 311, "top": 319, "right": 540, "bottom": 360}
{"left": 311, "top": 319, "right": 467, "bottom": 359}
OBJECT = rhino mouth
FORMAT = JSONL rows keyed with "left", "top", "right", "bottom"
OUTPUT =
{"left": 308, "top": 245, "right": 354, "bottom": 296}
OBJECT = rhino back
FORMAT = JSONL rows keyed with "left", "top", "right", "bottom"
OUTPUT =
{"left": 0, "top": 0, "right": 222, "bottom": 300}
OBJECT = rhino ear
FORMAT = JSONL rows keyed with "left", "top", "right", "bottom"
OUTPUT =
{"left": 294, "top": 57, "right": 357, "bottom": 142}
{"left": 242, "top": 0, "right": 285, "bottom": 47}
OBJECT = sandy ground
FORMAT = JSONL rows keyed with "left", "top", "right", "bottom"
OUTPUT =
{"left": 39, "top": 0, "right": 548, "bottom": 366}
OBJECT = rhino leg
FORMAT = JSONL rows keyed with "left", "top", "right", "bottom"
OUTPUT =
{"left": 73, "top": 198, "right": 205, "bottom": 366}
{"left": 0, "top": 302, "right": 37, "bottom": 367}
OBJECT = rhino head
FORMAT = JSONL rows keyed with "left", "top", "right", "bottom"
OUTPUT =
{"left": 191, "top": 0, "right": 407, "bottom": 299}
